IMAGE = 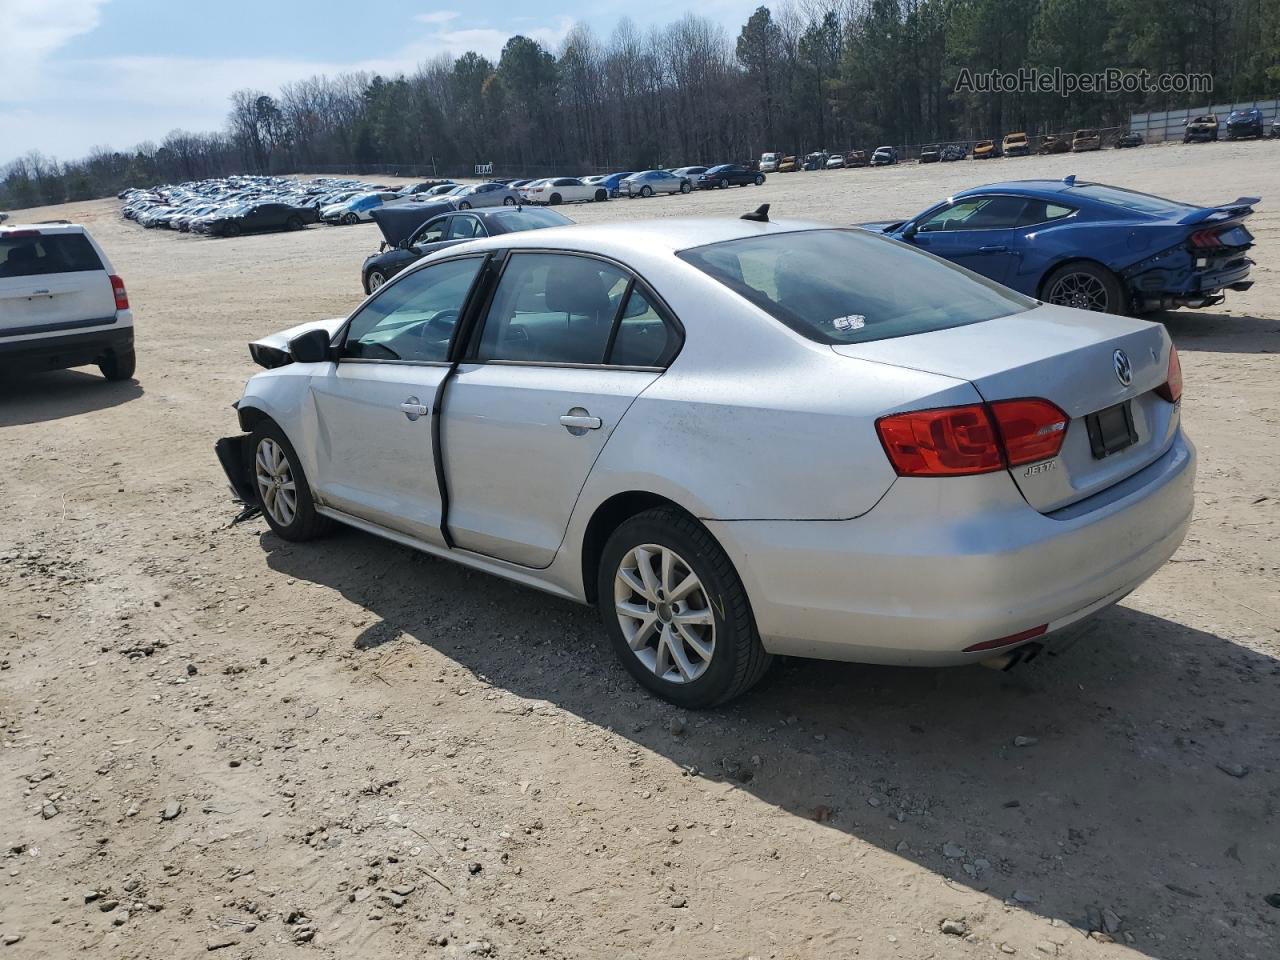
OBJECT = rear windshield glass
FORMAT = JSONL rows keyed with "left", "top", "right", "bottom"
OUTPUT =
{"left": 0, "top": 233, "right": 103, "bottom": 277}
{"left": 489, "top": 209, "right": 572, "bottom": 231}
{"left": 678, "top": 229, "right": 1032, "bottom": 345}
{"left": 1068, "top": 183, "right": 1194, "bottom": 216}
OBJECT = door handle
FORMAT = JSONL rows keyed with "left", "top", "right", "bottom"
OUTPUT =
{"left": 560, "top": 410, "right": 602, "bottom": 434}
{"left": 399, "top": 397, "right": 430, "bottom": 421}
{"left": 978, "top": 245, "right": 1009, "bottom": 253}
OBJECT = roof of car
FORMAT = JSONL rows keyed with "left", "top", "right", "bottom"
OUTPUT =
{"left": 441, "top": 216, "right": 832, "bottom": 258}
{"left": 0, "top": 221, "right": 86, "bottom": 235}
{"left": 959, "top": 179, "right": 1085, "bottom": 199}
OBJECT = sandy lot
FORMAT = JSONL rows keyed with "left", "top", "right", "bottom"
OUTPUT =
{"left": 2, "top": 143, "right": 1278, "bottom": 960}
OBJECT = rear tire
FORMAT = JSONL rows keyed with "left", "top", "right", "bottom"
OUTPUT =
{"left": 223, "top": 223, "right": 242, "bottom": 238}
{"left": 249, "top": 421, "right": 332, "bottom": 542}
{"left": 680, "top": 181, "right": 692, "bottom": 194}
{"left": 754, "top": 175, "right": 764, "bottom": 185}
{"left": 503, "top": 196, "right": 515, "bottom": 205}
{"left": 594, "top": 189, "right": 607, "bottom": 202}
{"left": 99, "top": 347, "right": 136, "bottom": 382}
{"left": 1042, "top": 261, "right": 1127, "bottom": 315}
{"left": 597, "top": 507, "right": 771, "bottom": 708}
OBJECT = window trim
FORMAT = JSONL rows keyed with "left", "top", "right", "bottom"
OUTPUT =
{"left": 457, "top": 248, "right": 685, "bottom": 371}
{"left": 334, "top": 252, "right": 490, "bottom": 367}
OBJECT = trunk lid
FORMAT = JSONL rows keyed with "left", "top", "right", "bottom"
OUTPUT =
{"left": 834, "top": 304, "right": 1177, "bottom": 512}
{"left": 0, "top": 229, "right": 116, "bottom": 337}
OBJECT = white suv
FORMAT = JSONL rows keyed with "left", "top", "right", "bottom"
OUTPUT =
{"left": 0, "top": 222, "right": 135, "bottom": 381}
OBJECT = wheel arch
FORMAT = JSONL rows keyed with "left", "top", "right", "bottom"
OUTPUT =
{"left": 1035, "top": 256, "right": 1123, "bottom": 301}
{"left": 236, "top": 403, "right": 272, "bottom": 433}
{"left": 579, "top": 491, "right": 707, "bottom": 605}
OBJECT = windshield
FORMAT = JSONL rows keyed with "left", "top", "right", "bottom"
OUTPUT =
{"left": 678, "top": 229, "right": 1031, "bottom": 345}
{"left": 491, "top": 209, "right": 573, "bottom": 231}
{"left": 1068, "top": 183, "right": 1194, "bottom": 217}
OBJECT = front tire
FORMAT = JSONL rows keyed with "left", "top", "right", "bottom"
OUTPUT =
{"left": 287, "top": 215, "right": 304, "bottom": 231}
{"left": 366, "top": 269, "right": 387, "bottom": 294}
{"left": 549, "top": 193, "right": 562, "bottom": 205}
{"left": 680, "top": 181, "right": 692, "bottom": 194}
{"left": 1042, "top": 262, "right": 1127, "bottom": 315}
{"left": 457, "top": 201, "right": 472, "bottom": 210}
{"left": 597, "top": 508, "right": 771, "bottom": 708}
{"left": 503, "top": 196, "right": 515, "bottom": 205}
{"left": 249, "top": 421, "right": 332, "bottom": 542}
{"left": 640, "top": 186, "right": 653, "bottom": 198}
{"left": 754, "top": 175, "right": 764, "bottom": 185}
{"left": 719, "top": 178, "right": 729, "bottom": 189}
{"left": 99, "top": 347, "right": 136, "bottom": 382}
{"left": 341, "top": 212, "right": 358, "bottom": 225}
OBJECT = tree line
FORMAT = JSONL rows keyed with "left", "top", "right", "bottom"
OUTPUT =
{"left": 4, "top": 0, "right": 1278, "bottom": 209}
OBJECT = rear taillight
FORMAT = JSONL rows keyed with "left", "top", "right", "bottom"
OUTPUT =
{"left": 876, "top": 398, "right": 1068, "bottom": 478}
{"left": 1155, "top": 345, "right": 1182, "bottom": 403}
{"left": 109, "top": 274, "right": 129, "bottom": 310}
{"left": 1188, "top": 228, "right": 1226, "bottom": 250}
{"left": 988, "top": 399, "right": 1069, "bottom": 467}
{"left": 875, "top": 404, "right": 1004, "bottom": 476}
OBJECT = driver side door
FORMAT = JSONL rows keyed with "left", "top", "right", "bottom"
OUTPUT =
{"left": 307, "top": 255, "right": 487, "bottom": 546}
{"left": 907, "top": 194, "right": 1028, "bottom": 284}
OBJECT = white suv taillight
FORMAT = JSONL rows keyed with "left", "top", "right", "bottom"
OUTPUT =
{"left": 109, "top": 274, "right": 129, "bottom": 310}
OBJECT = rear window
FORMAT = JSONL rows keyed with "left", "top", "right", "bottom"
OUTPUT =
{"left": 0, "top": 232, "right": 103, "bottom": 278}
{"left": 678, "top": 229, "right": 1032, "bottom": 346}
{"left": 488, "top": 209, "right": 572, "bottom": 231}
{"left": 1068, "top": 184, "right": 1194, "bottom": 216}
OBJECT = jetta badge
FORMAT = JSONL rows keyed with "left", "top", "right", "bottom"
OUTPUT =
{"left": 1113, "top": 349, "right": 1133, "bottom": 387}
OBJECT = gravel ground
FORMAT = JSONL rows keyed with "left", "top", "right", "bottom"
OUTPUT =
{"left": 2, "top": 140, "right": 1278, "bottom": 960}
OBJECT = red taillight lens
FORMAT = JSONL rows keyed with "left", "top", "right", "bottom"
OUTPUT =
{"left": 988, "top": 398, "right": 1069, "bottom": 467}
{"left": 1188, "top": 228, "right": 1225, "bottom": 250}
{"left": 963, "top": 624, "right": 1048, "bottom": 653}
{"left": 1155, "top": 345, "right": 1182, "bottom": 403}
{"left": 876, "top": 398, "right": 1069, "bottom": 477}
{"left": 875, "top": 404, "right": 1004, "bottom": 477}
{"left": 109, "top": 274, "right": 129, "bottom": 310}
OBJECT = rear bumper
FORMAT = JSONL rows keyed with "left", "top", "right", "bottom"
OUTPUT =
{"left": 0, "top": 324, "right": 133, "bottom": 374}
{"left": 709, "top": 430, "right": 1195, "bottom": 666}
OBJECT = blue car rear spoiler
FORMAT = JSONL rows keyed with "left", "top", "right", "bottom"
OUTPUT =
{"left": 1178, "top": 197, "right": 1260, "bottom": 225}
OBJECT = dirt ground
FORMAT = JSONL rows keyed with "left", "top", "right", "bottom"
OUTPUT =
{"left": 2, "top": 142, "right": 1278, "bottom": 960}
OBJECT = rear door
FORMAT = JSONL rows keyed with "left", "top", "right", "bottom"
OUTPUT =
{"left": 441, "top": 251, "right": 679, "bottom": 567}
{"left": 0, "top": 229, "right": 117, "bottom": 339}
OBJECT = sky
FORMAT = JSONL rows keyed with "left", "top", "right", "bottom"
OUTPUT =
{"left": 1, "top": 0, "right": 769, "bottom": 166}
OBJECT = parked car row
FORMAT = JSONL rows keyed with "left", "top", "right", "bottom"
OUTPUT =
{"left": 763, "top": 113, "right": 1277, "bottom": 171}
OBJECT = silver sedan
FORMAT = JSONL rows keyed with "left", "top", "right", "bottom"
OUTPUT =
{"left": 619, "top": 170, "right": 693, "bottom": 198}
{"left": 451, "top": 182, "right": 520, "bottom": 209}
{"left": 217, "top": 215, "right": 1193, "bottom": 707}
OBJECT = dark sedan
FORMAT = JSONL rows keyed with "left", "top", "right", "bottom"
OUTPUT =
{"left": 195, "top": 202, "right": 316, "bottom": 237}
{"left": 1225, "top": 108, "right": 1265, "bottom": 140}
{"left": 361, "top": 206, "right": 572, "bottom": 293}
{"left": 696, "top": 164, "right": 766, "bottom": 189}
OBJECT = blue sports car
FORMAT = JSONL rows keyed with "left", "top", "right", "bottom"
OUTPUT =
{"left": 862, "top": 176, "right": 1257, "bottom": 314}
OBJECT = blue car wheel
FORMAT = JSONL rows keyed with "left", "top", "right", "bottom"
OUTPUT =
{"left": 1042, "top": 262, "right": 1125, "bottom": 314}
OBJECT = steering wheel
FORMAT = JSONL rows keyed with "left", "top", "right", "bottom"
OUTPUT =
{"left": 423, "top": 308, "right": 459, "bottom": 335}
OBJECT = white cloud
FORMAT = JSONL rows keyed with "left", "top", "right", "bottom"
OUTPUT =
{"left": 0, "top": 0, "right": 107, "bottom": 101}
{"left": 2, "top": 11, "right": 578, "bottom": 162}
{"left": 414, "top": 10, "right": 461, "bottom": 25}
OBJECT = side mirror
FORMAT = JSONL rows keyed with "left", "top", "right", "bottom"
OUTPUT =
{"left": 900, "top": 221, "right": 917, "bottom": 239}
{"left": 288, "top": 327, "right": 333, "bottom": 364}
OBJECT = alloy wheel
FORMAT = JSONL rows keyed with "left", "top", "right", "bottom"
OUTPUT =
{"left": 368, "top": 271, "right": 386, "bottom": 292}
{"left": 1047, "top": 272, "right": 1109, "bottom": 312}
{"left": 614, "top": 544, "right": 715, "bottom": 684}
{"left": 255, "top": 437, "right": 298, "bottom": 527}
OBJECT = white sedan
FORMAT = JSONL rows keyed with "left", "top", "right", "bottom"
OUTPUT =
{"left": 523, "top": 177, "right": 609, "bottom": 205}
{"left": 217, "top": 213, "right": 1193, "bottom": 707}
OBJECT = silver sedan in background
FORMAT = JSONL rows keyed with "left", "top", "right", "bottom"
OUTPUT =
{"left": 218, "top": 215, "right": 1193, "bottom": 707}
{"left": 620, "top": 170, "right": 693, "bottom": 198}
{"left": 451, "top": 182, "right": 521, "bottom": 209}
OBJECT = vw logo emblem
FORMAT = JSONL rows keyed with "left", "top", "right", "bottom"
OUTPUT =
{"left": 1113, "top": 349, "right": 1133, "bottom": 386}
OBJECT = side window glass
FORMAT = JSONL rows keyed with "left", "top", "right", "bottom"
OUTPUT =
{"left": 608, "top": 287, "right": 674, "bottom": 367}
{"left": 446, "top": 217, "right": 483, "bottom": 240}
{"left": 414, "top": 218, "right": 449, "bottom": 244}
{"left": 344, "top": 257, "right": 482, "bottom": 363}
{"left": 477, "top": 253, "right": 628, "bottom": 364}
{"left": 919, "top": 196, "right": 1027, "bottom": 232}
